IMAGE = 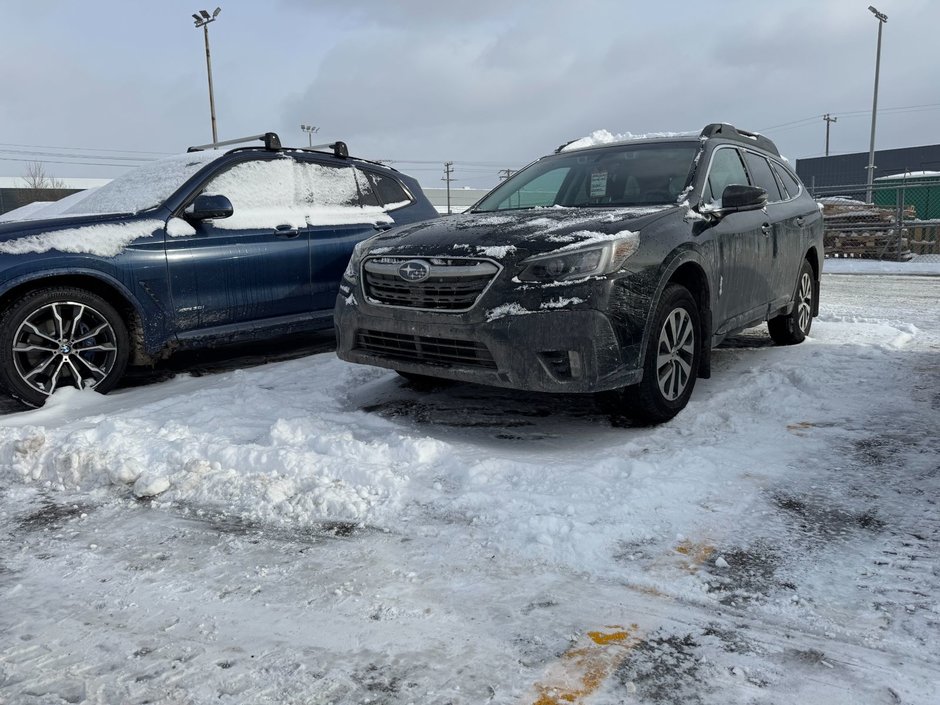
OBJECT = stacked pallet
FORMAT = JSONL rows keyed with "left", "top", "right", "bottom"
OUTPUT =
{"left": 820, "top": 198, "right": 914, "bottom": 261}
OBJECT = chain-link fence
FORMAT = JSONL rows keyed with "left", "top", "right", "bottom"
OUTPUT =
{"left": 809, "top": 176, "right": 940, "bottom": 262}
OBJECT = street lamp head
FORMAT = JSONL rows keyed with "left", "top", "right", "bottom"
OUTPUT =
{"left": 213, "top": 7, "right": 221, "bottom": 18}
{"left": 868, "top": 5, "right": 888, "bottom": 22}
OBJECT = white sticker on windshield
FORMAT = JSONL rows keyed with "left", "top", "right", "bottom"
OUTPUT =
{"left": 590, "top": 171, "right": 608, "bottom": 198}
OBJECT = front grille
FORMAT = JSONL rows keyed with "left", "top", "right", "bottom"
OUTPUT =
{"left": 363, "top": 257, "right": 499, "bottom": 311}
{"left": 355, "top": 330, "right": 497, "bottom": 370}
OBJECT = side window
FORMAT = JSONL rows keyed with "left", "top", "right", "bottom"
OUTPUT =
{"left": 295, "top": 161, "right": 360, "bottom": 209}
{"left": 771, "top": 162, "right": 802, "bottom": 199}
{"left": 742, "top": 152, "right": 782, "bottom": 202}
{"left": 704, "top": 148, "right": 748, "bottom": 204}
{"left": 497, "top": 168, "right": 570, "bottom": 209}
{"left": 201, "top": 157, "right": 302, "bottom": 228}
{"left": 354, "top": 168, "right": 381, "bottom": 208}
{"left": 364, "top": 171, "right": 412, "bottom": 209}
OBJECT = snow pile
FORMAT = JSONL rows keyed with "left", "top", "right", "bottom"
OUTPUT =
{"left": 0, "top": 219, "right": 164, "bottom": 256}
{"left": 561, "top": 129, "right": 695, "bottom": 152}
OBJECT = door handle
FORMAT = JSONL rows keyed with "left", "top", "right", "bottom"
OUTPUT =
{"left": 761, "top": 223, "right": 772, "bottom": 235}
{"left": 373, "top": 223, "right": 393, "bottom": 231}
{"left": 794, "top": 216, "right": 805, "bottom": 227}
{"left": 275, "top": 225, "right": 300, "bottom": 239}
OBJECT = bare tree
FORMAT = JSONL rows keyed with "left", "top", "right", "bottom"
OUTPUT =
{"left": 21, "top": 161, "right": 66, "bottom": 190}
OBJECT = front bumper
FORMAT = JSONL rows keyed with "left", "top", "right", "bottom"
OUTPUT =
{"left": 334, "top": 293, "right": 644, "bottom": 394}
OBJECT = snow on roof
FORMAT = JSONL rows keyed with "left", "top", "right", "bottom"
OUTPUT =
{"left": 875, "top": 171, "right": 940, "bottom": 181}
{"left": 560, "top": 129, "right": 697, "bottom": 152}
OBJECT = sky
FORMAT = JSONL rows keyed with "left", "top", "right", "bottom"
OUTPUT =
{"left": 1, "top": 0, "right": 938, "bottom": 191}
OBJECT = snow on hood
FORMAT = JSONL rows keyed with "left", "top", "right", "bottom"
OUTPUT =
{"left": 561, "top": 129, "right": 696, "bottom": 152}
{"left": 366, "top": 206, "right": 671, "bottom": 261}
{"left": 0, "top": 219, "right": 165, "bottom": 257}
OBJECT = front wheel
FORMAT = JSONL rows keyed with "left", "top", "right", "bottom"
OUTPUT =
{"left": 0, "top": 287, "right": 130, "bottom": 406}
{"left": 768, "top": 259, "right": 815, "bottom": 345}
{"left": 621, "top": 284, "right": 701, "bottom": 424}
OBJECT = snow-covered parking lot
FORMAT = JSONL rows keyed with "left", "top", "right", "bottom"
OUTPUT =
{"left": 1, "top": 271, "right": 938, "bottom": 705}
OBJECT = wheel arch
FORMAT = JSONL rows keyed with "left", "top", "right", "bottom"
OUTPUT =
{"left": 0, "top": 272, "right": 151, "bottom": 365}
{"left": 804, "top": 246, "right": 821, "bottom": 316}
{"left": 638, "top": 253, "right": 713, "bottom": 380}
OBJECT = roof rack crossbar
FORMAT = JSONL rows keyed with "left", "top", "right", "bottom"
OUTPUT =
{"left": 188, "top": 132, "right": 282, "bottom": 152}
{"left": 304, "top": 141, "right": 349, "bottom": 159}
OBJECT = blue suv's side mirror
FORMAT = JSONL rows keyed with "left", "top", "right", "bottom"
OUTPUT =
{"left": 187, "top": 194, "right": 234, "bottom": 221}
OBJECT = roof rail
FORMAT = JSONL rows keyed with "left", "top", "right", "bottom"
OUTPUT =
{"left": 700, "top": 123, "right": 779, "bottom": 156}
{"left": 188, "top": 132, "right": 282, "bottom": 152}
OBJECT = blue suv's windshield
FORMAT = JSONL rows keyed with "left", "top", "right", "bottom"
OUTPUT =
{"left": 61, "top": 150, "right": 221, "bottom": 216}
{"left": 474, "top": 141, "right": 699, "bottom": 212}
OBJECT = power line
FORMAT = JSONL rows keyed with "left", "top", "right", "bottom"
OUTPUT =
{"left": 0, "top": 141, "right": 172, "bottom": 156}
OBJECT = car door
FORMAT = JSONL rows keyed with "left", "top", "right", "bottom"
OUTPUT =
{"left": 700, "top": 146, "right": 766, "bottom": 331}
{"left": 295, "top": 159, "right": 395, "bottom": 312}
{"left": 769, "top": 160, "right": 813, "bottom": 308}
{"left": 740, "top": 150, "right": 784, "bottom": 313}
{"left": 166, "top": 155, "right": 312, "bottom": 334}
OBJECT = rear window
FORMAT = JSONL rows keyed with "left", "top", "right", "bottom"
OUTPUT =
{"left": 364, "top": 171, "right": 412, "bottom": 209}
{"left": 771, "top": 162, "right": 802, "bottom": 199}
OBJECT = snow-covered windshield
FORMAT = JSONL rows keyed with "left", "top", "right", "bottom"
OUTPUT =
{"left": 61, "top": 150, "right": 221, "bottom": 216}
{"left": 474, "top": 142, "right": 699, "bottom": 212}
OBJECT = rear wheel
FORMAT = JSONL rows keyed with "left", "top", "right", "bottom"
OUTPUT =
{"left": 0, "top": 287, "right": 130, "bottom": 406}
{"left": 768, "top": 259, "right": 814, "bottom": 345}
{"left": 622, "top": 284, "right": 701, "bottom": 424}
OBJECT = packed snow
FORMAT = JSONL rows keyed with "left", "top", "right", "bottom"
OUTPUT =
{"left": 561, "top": 129, "right": 696, "bottom": 152}
{"left": 0, "top": 274, "right": 938, "bottom": 704}
{"left": 0, "top": 219, "right": 164, "bottom": 257}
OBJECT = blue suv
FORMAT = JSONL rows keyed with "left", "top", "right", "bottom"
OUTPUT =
{"left": 0, "top": 132, "right": 437, "bottom": 405}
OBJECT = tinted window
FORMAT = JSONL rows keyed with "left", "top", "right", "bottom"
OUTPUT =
{"left": 475, "top": 142, "right": 698, "bottom": 212}
{"left": 491, "top": 168, "right": 570, "bottom": 210}
{"left": 365, "top": 172, "right": 412, "bottom": 208}
{"left": 742, "top": 152, "right": 782, "bottom": 202}
{"left": 771, "top": 162, "right": 802, "bottom": 199}
{"left": 354, "top": 168, "right": 381, "bottom": 207}
{"left": 704, "top": 148, "right": 749, "bottom": 204}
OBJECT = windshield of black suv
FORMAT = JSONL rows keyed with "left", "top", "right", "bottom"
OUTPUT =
{"left": 473, "top": 141, "right": 700, "bottom": 212}
{"left": 61, "top": 150, "right": 221, "bottom": 216}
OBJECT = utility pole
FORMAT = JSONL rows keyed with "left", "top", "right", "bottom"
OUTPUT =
{"left": 498, "top": 168, "right": 516, "bottom": 182}
{"left": 192, "top": 8, "right": 222, "bottom": 144}
{"left": 442, "top": 162, "right": 455, "bottom": 214}
{"left": 300, "top": 124, "right": 320, "bottom": 147}
{"left": 823, "top": 114, "right": 837, "bottom": 157}
{"left": 866, "top": 5, "right": 888, "bottom": 203}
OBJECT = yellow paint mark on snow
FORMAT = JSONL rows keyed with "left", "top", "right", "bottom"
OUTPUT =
{"left": 674, "top": 540, "right": 714, "bottom": 572}
{"left": 529, "top": 625, "right": 641, "bottom": 705}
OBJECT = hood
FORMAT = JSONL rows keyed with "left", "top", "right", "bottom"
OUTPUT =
{"left": 0, "top": 210, "right": 154, "bottom": 243}
{"left": 364, "top": 206, "right": 678, "bottom": 262}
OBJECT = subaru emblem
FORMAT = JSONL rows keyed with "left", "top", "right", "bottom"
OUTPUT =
{"left": 398, "top": 260, "right": 431, "bottom": 283}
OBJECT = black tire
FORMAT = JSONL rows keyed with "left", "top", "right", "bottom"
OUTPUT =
{"left": 622, "top": 284, "right": 701, "bottom": 424}
{"left": 768, "top": 259, "right": 815, "bottom": 346}
{"left": 0, "top": 287, "right": 130, "bottom": 406}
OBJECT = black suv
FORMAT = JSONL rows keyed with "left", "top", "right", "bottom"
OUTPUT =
{"left": 335, "top": 124, "right": 823, "bottom": 422}
{"left": 0, "top": 133, "right": 436, "bottom": 406}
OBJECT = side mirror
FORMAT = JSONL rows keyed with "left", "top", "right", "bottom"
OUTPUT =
{"left": 186, "top": 194, "right": 233, "bottom": 221}
{"left": 720, "top": 184, "right": 767, "bottom": 212}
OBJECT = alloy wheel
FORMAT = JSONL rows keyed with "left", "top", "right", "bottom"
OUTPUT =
{"left": 797, "top": 271, "right": 813, "bottom": 334}
{"left": 656, "top": 308, "right": 695, "bottom": 401}
{"left": 12, "top": 301, "right": 119, "bottom": 397}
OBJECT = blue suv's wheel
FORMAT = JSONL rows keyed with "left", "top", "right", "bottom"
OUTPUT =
{"left": 0, "top": 287, "right": 130, "bottom": 406}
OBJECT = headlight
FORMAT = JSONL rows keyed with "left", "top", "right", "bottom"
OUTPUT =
{"left": 343, "top": 238, "right": 373, "bottom": 283}
{"left": 518, "top": 233, "right": 639, "bottom": 282}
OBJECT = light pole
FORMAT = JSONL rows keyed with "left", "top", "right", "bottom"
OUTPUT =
{"left": 300, "top": 124, "right": 320, "bottom": 147}
{"left": 865, "top": 5, "right": 887, "bottom": 203}
{"left": 192, "top": 8, "right": 222, "bottom": 145}
{"left": 823, "top": 114, "right": 837, "bottom": 157}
